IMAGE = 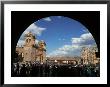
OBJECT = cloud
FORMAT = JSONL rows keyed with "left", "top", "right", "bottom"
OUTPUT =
{"left": 57, "top": 16, "right": 62, "bottom": 18}
{"left": 43, "top": 17, "right": 51, "bottom": 21}
{"left": 82, "top": 29, "right": 89, "bottom": 33}
{"left": 17, "top": 23, "right": 45, "bottom": 46}
{"left": 58, "top": 45, "right": 74, "bottom": 51}
{"left": 48, "top": 33, "right": 97, "bottom": 57}
{"left": 48, "top": 45, "right": 81, "bottom": 57}
{"left": 19, "top": 23, "right": 46, "bottom": 40}
{"left": 71, "top": 33, "right": 94, "bottom": 45}
{"left": 24, "top": 23, "right": 46, "bottom": 36}
{"left": 48, "top": 49, "right": 68, "bottom": 57}
{"left": 17, "top": 40, "right": 25, "bottom": 47}
{"left": 17, "top": 39, "right": 39, "bottom": 47}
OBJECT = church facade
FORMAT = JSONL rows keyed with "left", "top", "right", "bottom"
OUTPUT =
{"left": 81, "top": 47, "right": 100, "bottom": 65}
{"left": 16, "top": 32, "right": 46, "bottom": 63}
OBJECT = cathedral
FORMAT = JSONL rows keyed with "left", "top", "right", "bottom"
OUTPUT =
{"left": 81, "top": 47, "right": 100, "bottom": 65}
{"left": 16, "top": 32, "right": 46, "bottom": 64}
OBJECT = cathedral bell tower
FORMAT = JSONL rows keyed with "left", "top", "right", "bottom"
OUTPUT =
{"left": 24, "top": 31, "right": 36, "bottom": 47}
{"left": 23, "top": 32, "right": 36, "bottom": 62}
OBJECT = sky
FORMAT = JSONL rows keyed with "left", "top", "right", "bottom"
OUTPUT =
{"left": 17, "top": 16, "right": 97, "bottom": 57}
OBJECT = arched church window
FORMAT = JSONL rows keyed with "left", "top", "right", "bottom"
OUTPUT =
{"left": 29, "top": 39, "right": 31, "bottom": 42}
{"left": 26, "top": 39, "right": 28, "bottom": 43}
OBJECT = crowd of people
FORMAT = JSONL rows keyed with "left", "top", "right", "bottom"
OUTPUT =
{"left": 11, "top": 61, "right": 100, "bottom": 77}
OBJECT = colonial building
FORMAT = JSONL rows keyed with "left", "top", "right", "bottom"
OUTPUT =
{"left": 81, "top": 47, "right": 100, "bottom": 65}
{"left": 16, "top": 32, "right": 46, "bottom": 63}
{"left": 46, "top": 56, "right": 81, "bottom": 65}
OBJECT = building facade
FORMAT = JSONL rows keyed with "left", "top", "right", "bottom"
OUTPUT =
{"left": 16, "top": 32, "right": 46, "bottom": 63}
{"left": 81, "top": 47, "right": 100, "bottom": 65}
{"left": 46, "top": 57, "right": 81, "bottom": 65}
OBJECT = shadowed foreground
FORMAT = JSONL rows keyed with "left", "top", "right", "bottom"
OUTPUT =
{"left": 11, "top": 62, "right": 100, "bottom": 77}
